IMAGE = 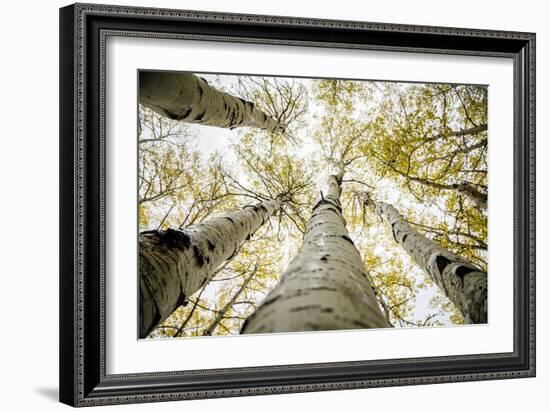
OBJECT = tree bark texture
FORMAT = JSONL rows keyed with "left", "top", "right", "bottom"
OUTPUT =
{"left": 404, "top": 175, "right": 487, "bottom": 210}
{"left": 373, "top": 199, "right": 487, "bottom": 324}
{"left": 241, "top": 173, "right": 390, "bottom": 334}
{"left": 139, "top": 71, "right": 284, "bottom": 132}
{"left": 423, "top": 124, "right": 487, "bottom": 142}
{"left": 139, "top": 199, "right": 281, "bottom": 338}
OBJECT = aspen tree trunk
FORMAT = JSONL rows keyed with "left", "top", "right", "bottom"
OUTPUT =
{"left": 241, "top": 172, "right": 390, "bottom": 334}
{"left": 405, "top": 175, "right": 487, "bottom": 210}
{"left": 423, "top": 124, "right": 487, "bottom": 142}
{"left": 452, "top": 183, "right": 487, "bottom": 209}
{"left": 367, "top": 196, "right": 487, "bottom": 324}
{"left": 139, "top": 71, "right": 284, "bottom": 132}
{"left": 203, "top": 267, "right": 257, "bottom": 336}
{"left": 451, "top": 137, "right": 487, "bottom": 154}
{"left": 140, "top": 199, "right": 281, "bottom": 338}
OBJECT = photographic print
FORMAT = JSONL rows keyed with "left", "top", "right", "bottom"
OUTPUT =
{"left": 138, "top": 70, "right": 488, "bottom": 340}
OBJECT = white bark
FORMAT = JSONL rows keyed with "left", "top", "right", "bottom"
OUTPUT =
{"left": 404, "top": 175, "right": 487, "bottom": 210}
{"left": 452, "top": 183, "right": 487, "bottom": 209}
{"left": 140, "top": 199, "right": 281, "bottom": 338}
{"left": 241, "top": 172, "right": 390, "bottom": 334}
{"left": 370, "top": 198, "right": 487, "bottom": 324}
{"left": 423, "top": 124, "right": 488, "bottom": 142}
{"left": 139, "top": 71, "right": 284, "bottom": 132}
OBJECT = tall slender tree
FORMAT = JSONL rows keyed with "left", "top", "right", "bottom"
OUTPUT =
{"left": 375, "top": 157, "right": 487, "bottom": 210}
{"left": 235, "top": 76, "right": 309, "bottom": 145}
{"left": 361, "top": 193, "right": 487, "bottom": 324}
{"left": 140, "top": 198, "right": 282, "bottom": 338}
{"left": 203, "top": 263, "right": 258, "bottom": 336}
{"left": 139, "top": 71, "right": 285, "bottom": 132}
{"left": 241, "top": 171, "right": 390, "bottom": 334}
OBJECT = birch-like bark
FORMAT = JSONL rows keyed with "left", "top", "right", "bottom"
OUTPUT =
{"left": 408, "top": 177, "right": 487, "bottom": 210}
{"left": 422, "top": 124, "right": 487, "bottom": 142}
{"left": 390, "top": 169, "right": 487, "bottom": 210}
{"left": 241, "top": 172, "right": 390, "bottom": 334}
{"left": 139, "top": 71, "right": 284, "bottom": 132}
{"left": 451, "top": 137, "right": 487, "bottom": 154}
{"left": 140, "top": 199, "right": 281, "bottom": 338}
{"left": 367, "top": 197, "right": 487, "bottom": 324}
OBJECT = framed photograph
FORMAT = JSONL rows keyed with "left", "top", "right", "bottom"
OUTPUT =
{"left": 59, "top": 3, "right": 535, "bottom": 407}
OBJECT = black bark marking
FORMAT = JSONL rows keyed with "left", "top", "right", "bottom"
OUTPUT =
{"left": 258, "top": 295, "right": 282, "bottom": 308}
{"left": 401, "top": 234, "right": 408, "bottom": 244}
{"left": 325, "top": 206, "right": 342, "bottom": 215}
{"left": 279, "top": 289, "right": 307, "bottom": 300}
{"left": 193, "top": 245, "right": 205, "bottom": 267}
{"left": 244, "top": 204, "right": 267, "bottom": 214}
{"left": 289, "top": 304, "right": 321, "bottom": 312}
{"left": 436, "top": 255, "right": 453, "bottom": 275}
{"left": 223, "top": 216, "right": 234, "bottom": 224}
{"left": 193, "top": 109, "right": 208, "bottom": 122}
{"left": 163, "top": 229, "right": 192, "bottom": 249}
{"left": 176, "top": 292, "right": 187, "bottom": 308}
{"left": 142, "top": 309, "right": 162, "bottom": 338}
{"left": 143, "top": 229, "right": 191, "bottom": 250}
{"left": 455, "top": 265, "right": 477, "bottom": 281}
{"left": 163, "top": 110, "right": 179, "bottom": 120}
{"left": 226, "top": 245, "right": 239, "bottom": 261}
{"left": 321, "top": 307, "right": 334, "bottom": 313}
{"left": 312, "top": 198, "right": 342, "bottom": 213}
{"left": 228, "top": 107, "right": 239, "bottom": 128}
{"left": 138, "top": 255, "right": 155, "bottom": 277}
{"left": 151, "top": 309, "right": 162, "bottom": 327}
{"left": 178, "top": 107, "right": 192, "bottom": 120}
{"left": 341, "top": 235, "right": 354, "bottom": 245}
{"left": 308, "top": 286, "right": 338, "bottom": 292}
{"left": 207, "top": 240, "right": 215, "bottom": 251}
{"left": 237, "top": 97, "right": 251, "bottom": 108}
{"left": 140, "top": 229, "right": 158, "bottom": 237}
{"left": 390, "top": 222, "right": 399, "bottom": 243}
{"left": 320, "top": 255, "right": 329, "bottom": 262}
{"left": 304, "top": 323, "right": 321, "bottom": 331}
{"left": 305, "top": 221, "right": 325, "bottom": 234}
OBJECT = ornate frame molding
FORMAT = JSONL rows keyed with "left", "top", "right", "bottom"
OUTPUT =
{"left": 60, "top": 3, "right": 535, "bottom": 406}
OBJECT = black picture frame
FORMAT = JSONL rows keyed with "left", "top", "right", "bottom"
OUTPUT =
{"left": 59, "top": 3, "right": 536, "bottom": 407}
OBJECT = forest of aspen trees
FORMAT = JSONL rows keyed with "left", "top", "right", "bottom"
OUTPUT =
{"left": 137, "top": 71, "right": 488, "bottom": 339}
